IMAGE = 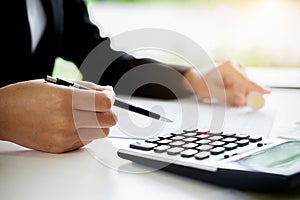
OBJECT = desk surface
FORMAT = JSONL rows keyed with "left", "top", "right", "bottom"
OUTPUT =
{"left": 1, "top": 68, "right": 300, "bottom": 200}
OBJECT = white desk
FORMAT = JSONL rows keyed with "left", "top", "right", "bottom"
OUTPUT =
{"left": 1, "top": 68, "right": 300, "bottom": 200}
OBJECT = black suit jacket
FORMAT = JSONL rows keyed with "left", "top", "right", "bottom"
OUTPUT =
{"left": 1, "top": 0, "right": 192, "bottom": 99}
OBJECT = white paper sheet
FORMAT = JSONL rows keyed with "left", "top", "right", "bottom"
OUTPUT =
{"left": 109, "top": 93, "right": 279, "bottom": 140}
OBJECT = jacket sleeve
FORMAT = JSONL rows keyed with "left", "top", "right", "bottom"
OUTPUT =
{"left": 59, "top": 0, "right": 193, "bottom": 99}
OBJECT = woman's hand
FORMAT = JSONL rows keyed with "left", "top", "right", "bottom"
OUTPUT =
{"left": 0, "top": 79, "right": 117, "bottom": 153}
{"left": 184, "top": 60, "right": 271, "bottom": 106}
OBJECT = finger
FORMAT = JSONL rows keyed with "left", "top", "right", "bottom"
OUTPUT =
{"left": 225, "top": 89, "right": 246, "bottom": 106}
{"left": 219, "top": 61, "right": 248, "bottom": 81}
{"left": 75, "top": 80, "right": 106, "bottom": 91}
{"left": 72, "top": 88, "right": 115, "bottom": 112}
{"left": 76, "top": 128, "right": 110, "bottom": 141}
{"left": 223, "top": 62, "right": 271, "bottom": 95}
{"left": 242, "top": 79, "right": 271, "bottom": 95}
{"left": 73, "top": 109, "right": 118, "bottom": 129}
{"left": 202, "top": 84, "right": 227, "bottom": 105}
{"left": 219, "top": 62, "right": 271, "bottom": 95}
{"left": 237, "top": 63, "right": 247, "bottom": 77}
{"left": 76, "top": 81, "right": 115, "bottom": 94}
{"left": 217, "top": 80, "right": 267, "bottom": 106}
{"left": 211, "top": 86, "right": 246, "bottom": 106}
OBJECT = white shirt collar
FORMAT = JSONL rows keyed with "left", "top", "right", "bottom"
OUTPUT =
{"left": 26, "top": 0, "right": 47, "bottom": 53}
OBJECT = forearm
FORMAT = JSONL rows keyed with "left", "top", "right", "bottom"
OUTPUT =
{"left": 97, "top": 53, "right": 194, "bottom": 99}
{"left": 0, "top": 85, "right": 13, "bottom": 141}
{"left": 0, "top": 87, "right": 5, "bottom": 140}
{"left": 59, "top": 0, "right": 193, "bottom": 99}
{"left": 183, "top": 67, "right": 209, "bottom": 99}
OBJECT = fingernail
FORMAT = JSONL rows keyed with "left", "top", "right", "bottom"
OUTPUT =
{"left": 95, "top": 85, "right": 106, "bottom": 91}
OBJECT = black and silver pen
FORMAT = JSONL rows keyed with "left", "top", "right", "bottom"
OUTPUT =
{"left": 44, "top": 75, "right": 173, "bottom": 123}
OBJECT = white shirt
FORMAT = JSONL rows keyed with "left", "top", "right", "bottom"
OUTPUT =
{"left": 26, "top": 0, "right": 46, "bottom": 53}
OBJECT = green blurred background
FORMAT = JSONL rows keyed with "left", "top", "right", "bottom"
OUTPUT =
{"left": 54, "top": 0, "right": 300, "bottom": 79}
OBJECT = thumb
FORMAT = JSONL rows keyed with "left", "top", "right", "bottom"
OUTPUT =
{"left": 208, "top": 86, "right": 246, "bottom": 106}
{"left": 225, "top": 89, "right": 246, "bottom": 106}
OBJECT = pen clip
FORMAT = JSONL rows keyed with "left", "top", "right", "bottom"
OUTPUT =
{"left": 45, "top": 75, "right": 58, "bottom": 84}
{"left": 45, "top": 75, "right": 74, "bottom": 87}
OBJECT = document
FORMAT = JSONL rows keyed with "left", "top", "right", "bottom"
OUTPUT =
{"left": 109, "top": 94, "right": 277, "bottom": 139}
{"left": 247, "top": 67, "right": 300, "bottom": 89}
{"left": 265, "top": 89, "right": 300, "bottom": 140}
{"left": 108, "top": 87, "right": 300, "bottom": 141}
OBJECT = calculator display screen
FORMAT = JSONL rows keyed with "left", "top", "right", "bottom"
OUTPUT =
{"left": 240, "top": 141, "right": 300, "bottom": 175}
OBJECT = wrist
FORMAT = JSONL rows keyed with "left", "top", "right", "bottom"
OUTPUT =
{"left": 0, "top": 84, "right": 17, "bottom": 142}
{"left": 183, "top": 68, "right": 209, "bottom": 99}
{"left": 0, "top": 86, "right": 8, "bottom": 141}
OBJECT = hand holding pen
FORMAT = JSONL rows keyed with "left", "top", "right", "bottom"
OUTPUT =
{"left": 1, "top": 76, "right": 172, "bottom": 153}
{"left": 1, "top": 78, "right": 117, "bottom": 153}
{"left": 45, "top": 75, "right": 172, "bottom": 122}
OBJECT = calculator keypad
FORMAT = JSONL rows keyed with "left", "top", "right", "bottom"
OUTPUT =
{"left": 130, "top": 129, "right": 263, "bottom": 160}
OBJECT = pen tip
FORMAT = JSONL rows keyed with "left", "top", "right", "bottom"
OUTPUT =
{"left": 160, "top": 116, "right": 173, "bottom": 123}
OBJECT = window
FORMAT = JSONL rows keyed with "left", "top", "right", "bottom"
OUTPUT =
{"left": 87, "top": 0, "right": 300, "bottom": 68}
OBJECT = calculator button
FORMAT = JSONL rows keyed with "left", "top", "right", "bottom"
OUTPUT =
{"left": 154, "top": 145, "right": 171, "bottom": 153}
{"left": 249, "top": 136, "right": 262, "bottom": 143}
{"left": 208, "top": 136, "right": 223, "bottom": 141}
{"left": 196, "top": 145, "right": 213, "bottom": 151}
{"left": 196, "top": 134, "right": 210, "bottom": 139}
{"left": 195, "top": 151, "right": 210, "bottom": 160}
{"left": 235, "top": 134, "right": 250, "bottom": 140}
{"left": 145, "top": 138, "right": 160, "bottom": 143}
{"left": 196, "top": 129, "right": 210, "bottom": 134}
{"left": 183, "top": 132, "right": 197, "bottom": 137}
{"left": 210, "top": 141, "right": 225, "bottom": 147}
{"left": 181, "top": 149, "right": 199, "bottom": 158}
{"left": 171, "top": 136, "right": 185, "bottom": 141}
{"left": 209, "top": 132, "right": 223, "bottom": 136}
{"left": 224, "top": 143, "right": 238, "bottom": 151}
{"left": 157, "top": 139, "right": 173, "bottom": 145}
{"left": 170, "top": 132, "right": 184, "bottom": 136}
{"left": 196, "top": 139, "right": 211, "bottom": 145}
{"left": 183, "top": 129, "right": 198, "bottom": 133}
{"left": 236, "top": 139, "right": 250, "bottom": 147}
{"left": 182, "top": 143, "right": 199, "bottom": 149}
{"left": 167, "top": 147, "right": 185, "bottom": 155}
{"left": 158, "top": 134, "right": 173, "bottom": 139}
{"left": 221, "top": 132, "right": 236, "bottom": 137}
{"left": 210, "top": 147, "right": 225, "bottom": 155}
{"left": 130, "top": 142, "right": 157, "bottom": 151}
{"left": 222, "top": 137, "right": 237, "bottom": 143}
{"left": 183, "top": 137, "right": 198, "bottom": 143}
{"left": 169, "top": 141, "right": 185, "bottom": 147}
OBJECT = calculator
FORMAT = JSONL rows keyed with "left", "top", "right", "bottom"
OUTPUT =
{"left": 117, "top": 129, "right": 300, "bottom": 191}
